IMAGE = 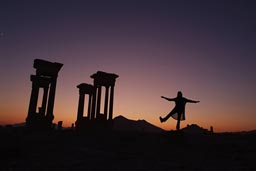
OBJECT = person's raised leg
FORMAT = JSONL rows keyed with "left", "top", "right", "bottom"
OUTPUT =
{"left": 160, "top": 109, "right": 176, "bottom": 123}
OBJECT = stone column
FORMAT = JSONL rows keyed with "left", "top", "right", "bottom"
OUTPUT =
{"left": 87, "top": 94, "right": 92, "bottom": 119}
{"left": 104, "top": 86, "right": 109, "bottom": 119}
{"left": 46, "top": 76, "right": 57, "bottom": 122}
{"left": 27, "top": 80, "right": 40, "bottom": 120}
{"left": 91, "top": 87, "right": 97, "bottom": 120}
{"left": 108, "top": 85, "right": 115, "bottom": 120}
{"left": 96, "top": 86, "right": 102, "bottom": 118}
{"left": 77, "top": 93, "right": 85, "bottom": 120}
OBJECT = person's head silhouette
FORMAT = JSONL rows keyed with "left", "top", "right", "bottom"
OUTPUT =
{"left": 177, "top": 91, "right": 183, "bottom": 98}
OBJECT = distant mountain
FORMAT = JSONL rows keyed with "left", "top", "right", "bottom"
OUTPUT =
{"left": 113, "top": 115, "right": 164, "bottom": 133}
{"left": 238, "top": 130, "right": 256, "bottom": 135}
{"left": 247, "top": 130, "right": 256, "bottom": 134}
{"left": 181, "top": 124, "right": 210, "bottom": 134}
{"left": 6, "top": 122, "right": 26, "bottom": 127}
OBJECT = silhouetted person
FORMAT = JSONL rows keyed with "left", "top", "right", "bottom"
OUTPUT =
{"left": 159, "top": 91, "right": 199, "bottom": 130}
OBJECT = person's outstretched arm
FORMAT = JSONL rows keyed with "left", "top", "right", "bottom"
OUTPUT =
{"left": 186, "top": 98, "right": 200, "bottom": 103}
{"left": 161, "top": 96, "right": 175, "bottom": 101}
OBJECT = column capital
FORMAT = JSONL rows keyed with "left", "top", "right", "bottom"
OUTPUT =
{"left": 77, "top": 83, "right": 94, "bottom": 95}
{"left": 34, "top": 59, "right": 63, "bottom": 78}
{"left": 91, "top": 71, "right": 118, "bottom": 87}
{"left": 30, "top": 75, "right": 51, "bottom": 88}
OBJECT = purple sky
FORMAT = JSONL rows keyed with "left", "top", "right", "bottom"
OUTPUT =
{"left": 1, "top": 1, "right": 256, "bottom": 132}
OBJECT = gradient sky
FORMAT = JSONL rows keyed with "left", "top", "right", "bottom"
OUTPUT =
{"left": 1, "top": 1, "right": 255, "bottom": 132}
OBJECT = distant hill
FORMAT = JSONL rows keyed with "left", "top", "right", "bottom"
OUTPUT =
{"left": 4, "top": 122, "right": 26, "bottom": 127}
{"left": 181, "top": 124, "right": 210, "bottom": 134}
{"left": 113, "top": 115, "right": 164, "bottom": 133}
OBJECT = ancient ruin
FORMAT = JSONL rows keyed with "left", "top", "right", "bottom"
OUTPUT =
{"left": 76, "top": 71, "right": 119, "bottom": 130}
{"left": 75, "top": 83, "right": 94, "bottom": 129}
{"left": 26, "top": 59, "right": 63, "bottom": 129}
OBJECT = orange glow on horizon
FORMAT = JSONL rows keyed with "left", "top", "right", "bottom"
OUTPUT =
{"left": 1, "top": 69, "right": 255, "bottom": 133}
{"left": 1, "top": 70, "right": 255, "bottom": 133}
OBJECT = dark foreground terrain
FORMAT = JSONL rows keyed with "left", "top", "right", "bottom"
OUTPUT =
{"left": 1, "top": 128, "right": 255, "bottom": 171}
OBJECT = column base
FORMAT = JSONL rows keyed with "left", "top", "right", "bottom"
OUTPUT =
{"left": 26, "top": 113, "right": 53, "bottom": 130}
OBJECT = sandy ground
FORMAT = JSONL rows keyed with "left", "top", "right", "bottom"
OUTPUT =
{"left": 1, "top": 128, "right": 255, "bottom": 170}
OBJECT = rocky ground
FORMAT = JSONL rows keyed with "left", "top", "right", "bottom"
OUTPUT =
{"left": 1, "top": 128, "right": 256, "bottom": 170}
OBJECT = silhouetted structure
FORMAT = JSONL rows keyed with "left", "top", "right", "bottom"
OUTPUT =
{"left": 75, "top": 83, "right": 94, "bottom": 129}
{"left": 91, "top": 71, "right": 118, "bottom": 121}
{"left": 26, "top": 59, "right": 63, "bottom": 129}
{"left": 76, "top": 71, "right": 118, "bottom": 130}
{"left": 160, "top": 91, "right": 199, "bottom": 130}
{"left": 210, "top": 126, "right": 214, "bottom": 133}
{"left": 57, "top": 121, "right": 63, "bottom": 130}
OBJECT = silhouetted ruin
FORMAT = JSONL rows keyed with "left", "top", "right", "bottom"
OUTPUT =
{"left": 91, "top": 71, "right": 119, "bottom": 121}
{"left": 210, "top": 126, "right": 214, "bottom": 133}
{"left": 76, "top": 71, "right": 119, "bottom": 130}
{"left": 26, "top": 59, "right": 63, "bottom": 130}
{"left": 75, "top": 83, "right": 94, "bottom": 129}
{"left": 57, "top": 121, "right": 63, "bottom": 130}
